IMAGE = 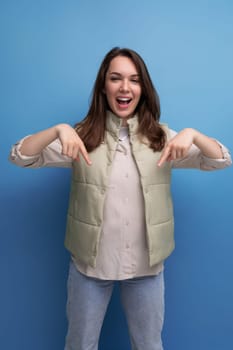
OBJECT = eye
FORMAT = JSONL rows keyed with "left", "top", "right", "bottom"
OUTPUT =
{"left": 110, "top": 77, "right": 120, "bottom": 81}
{"left": 130, "top": 76, "right": 140, "bottom": 83}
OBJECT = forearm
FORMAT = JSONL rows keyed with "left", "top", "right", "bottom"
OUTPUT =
{"left": 158, "top": 127, "right": 226, "bottom": 167}
{"left": 191, "top": 128, "right": 223, "bottom": 159}
{"left": 18, "top": 123, "right": 92, "bottom": 165}
{"left": 20, "top": 125, "right": 60, "bottom": 156}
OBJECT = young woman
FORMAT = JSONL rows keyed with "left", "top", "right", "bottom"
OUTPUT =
{"left": 9, "top": 47, "right": 231, "bottom": 350}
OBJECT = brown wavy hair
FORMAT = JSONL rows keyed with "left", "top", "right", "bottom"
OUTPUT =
{"left": 75, "top": 47, "right": 166, "bottom": 152}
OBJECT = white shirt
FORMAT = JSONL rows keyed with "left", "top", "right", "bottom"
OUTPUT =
{"left": 9, "top": 128, "right": 232, "bottom": 280}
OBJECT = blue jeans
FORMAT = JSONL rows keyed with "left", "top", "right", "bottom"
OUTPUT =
{"left": 64, "top": 261, "right": 164, "bottom": 350}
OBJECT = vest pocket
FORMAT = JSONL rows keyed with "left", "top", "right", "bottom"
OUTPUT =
{"left": 69, "top": 181, "right": 105, "bottom": 226}
{"left": 145, "top": 184, "right": 173, "bottom": 225}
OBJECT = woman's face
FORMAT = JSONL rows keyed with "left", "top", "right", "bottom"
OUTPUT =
{"left": 104, "top": 56, "right": 142, "bottom": 125}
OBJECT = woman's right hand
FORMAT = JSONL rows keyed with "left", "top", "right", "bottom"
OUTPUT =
{"left": 55, "top": 124, "right": 92, "bottom": 165}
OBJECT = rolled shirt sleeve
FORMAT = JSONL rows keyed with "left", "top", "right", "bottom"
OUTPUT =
{"left": 169, "top": 129, "right": 232, "bottom": 170}
{"left": 9, "top": 136, "right": 72, "bottom": 168}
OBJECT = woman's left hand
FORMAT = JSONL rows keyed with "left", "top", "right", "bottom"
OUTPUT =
{"left": 157, "top": 128, "right": 195, "bottom": 167}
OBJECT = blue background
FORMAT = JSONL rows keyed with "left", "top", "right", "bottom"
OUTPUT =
{"left": 1, "top": 1, "right": 233, "bottom": 349}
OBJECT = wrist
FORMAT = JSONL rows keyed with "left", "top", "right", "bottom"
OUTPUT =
{"left": 54, "top": 123, "right": 70, "bottom": 136}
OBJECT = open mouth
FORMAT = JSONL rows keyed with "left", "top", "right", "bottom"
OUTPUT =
{"left": 116, "top": 97, "right": 132, "bottom": 106}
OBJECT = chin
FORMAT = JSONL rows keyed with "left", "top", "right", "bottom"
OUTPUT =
{"left": 115, "top": 110, "right": 134, "bottom": 118}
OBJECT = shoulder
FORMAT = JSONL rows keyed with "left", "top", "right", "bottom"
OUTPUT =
{"left": 159, "top": 123, "right": 177, "bottom": 140}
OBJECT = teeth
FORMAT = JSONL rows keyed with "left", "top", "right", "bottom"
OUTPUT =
{"left": 117, "top": 98, "right": 131, "bottom": 102}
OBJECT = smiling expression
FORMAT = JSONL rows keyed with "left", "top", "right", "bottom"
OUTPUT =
{"left": 104, "top": 56, "right": 142, "bottom": 125}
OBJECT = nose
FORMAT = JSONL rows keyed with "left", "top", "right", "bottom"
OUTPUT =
{"left": 119, "top": 79, "right": 130, "bottom": 92}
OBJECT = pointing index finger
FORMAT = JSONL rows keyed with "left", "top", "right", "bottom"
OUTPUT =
{"left": 157, "top": 145, "right": 171, "bottom": 167}
{"left": 79, "top": 143, "right": 92, "bottom": 165}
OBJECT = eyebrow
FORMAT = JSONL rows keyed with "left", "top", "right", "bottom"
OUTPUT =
{"left": 109, "top": 72, "right": 140, "bottom": 78}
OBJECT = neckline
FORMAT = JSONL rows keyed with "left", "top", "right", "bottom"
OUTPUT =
{"left": 119, "top": 126, "right": 129, "bottom": 141}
